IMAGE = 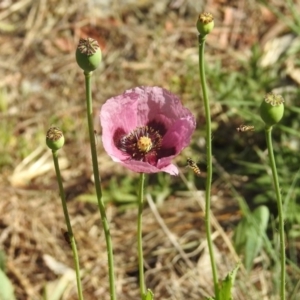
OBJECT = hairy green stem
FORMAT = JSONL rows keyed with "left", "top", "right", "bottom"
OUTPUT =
{"left": 137, "top": 173, "right": 146, "bottom": 298}
{"left": 84, "top": 71, "right": 116, "bottom": 300}
{"left": 265, "top": 126, "right": 285, "bottom": 300}
{"left": 51, "top": 150, "right": 84, "bottom": 300}
{"left": 198, "top": 34, "right": 219, "bottom": 299}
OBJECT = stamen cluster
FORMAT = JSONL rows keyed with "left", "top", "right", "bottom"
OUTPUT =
{"left": 117, "top": 125, "right": 163, "bottom": 163}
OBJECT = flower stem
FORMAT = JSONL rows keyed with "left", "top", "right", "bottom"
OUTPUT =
{"left": 83, "top": 71, "right": 116, "bottom": 300}
{"left": 198, "top": 34, "right": 219, "bottom": 299}
{"left": 265, "top": 126, "right": 285, "bottom": 300}
{"left": 51, "top": 150, "right": 84, "bottom": 300}
{"left": 137, "top": 173, "right": 146, "bottom": 298}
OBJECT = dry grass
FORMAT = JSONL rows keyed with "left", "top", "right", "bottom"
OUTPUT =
{"left": 0, "top": 0, "right": 294, "bottom": 299}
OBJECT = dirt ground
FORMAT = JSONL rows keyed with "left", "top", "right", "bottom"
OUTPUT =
{"left": 0, "top": 0, "right": 297, "bottom": 299}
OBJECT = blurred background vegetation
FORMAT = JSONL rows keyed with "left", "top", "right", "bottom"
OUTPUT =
{"left": 0, "top": 0, "right": 300, "bottom": 299}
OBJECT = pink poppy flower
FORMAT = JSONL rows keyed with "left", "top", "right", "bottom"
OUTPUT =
{"left": 100, "top": 86, "right": 196, "bottom": 175}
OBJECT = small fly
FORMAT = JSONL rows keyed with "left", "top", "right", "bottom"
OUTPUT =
{"left": 236, "top": 125, "right": 255, "bottom": 132}
{"left": 187, "top": 158, "right": 201, "bottom": 176}
{"left": 61, "top": 229, "right": 71, "bottom": 245}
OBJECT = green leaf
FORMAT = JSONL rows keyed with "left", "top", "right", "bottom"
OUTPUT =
{"left": 143, "top": 289, "right": 154, "bottom": 300}
{"left": 219, "top": 263, "right": 240, "bottom": 300}
{"left": 0, "top": 268, "right": 16, "bottom": 300}
{"left": 233, "top": 206, "right": 270, "bottom": 270}
{"left": 0, "top": 250, "right": 6, "bottom": 272}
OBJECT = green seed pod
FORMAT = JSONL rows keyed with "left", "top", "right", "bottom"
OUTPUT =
{"left": 46, "top": 127, "right": 65, "bottom": 151}
{"left": 76, "top": 37, "right": 102, "bottom": 72}
{"left": 196, "top": 12, "right": 214, "bottom": 36}
{"left": 260, "top": 93, "right": 284, "bottom": 126}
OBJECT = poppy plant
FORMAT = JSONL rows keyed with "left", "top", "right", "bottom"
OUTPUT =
{"left": 100, "top": 86, "right": 196, "bottom": 175}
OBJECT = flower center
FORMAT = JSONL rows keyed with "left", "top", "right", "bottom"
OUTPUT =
{"left": 115, "top": 125, "right": 163, "bottom": 163}
{"left": 113, "top": 120, "right": 177, "bottom": 166}
{"left": 137, "top": 136, "right": 153, "bottom": 153}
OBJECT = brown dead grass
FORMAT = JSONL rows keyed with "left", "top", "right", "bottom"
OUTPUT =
{"left": 0, "top": 0, "right": 295, "bottom": 299}
{"left": 1, "top": 185, "right": 249, "bottom": 300}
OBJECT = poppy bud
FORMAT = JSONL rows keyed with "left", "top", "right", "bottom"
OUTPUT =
{"left": 46, "top": 127, "right": 65, "bottom": 151}
{"left": 76, "top": 37, "right": 102, "bottom": 72}
{"left": 196, "top": 12, "right": 214, "bottom": 36}
{"left": 260, "top": 93, "right": 284, "bottom": 127}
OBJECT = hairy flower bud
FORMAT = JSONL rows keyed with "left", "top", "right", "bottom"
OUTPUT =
{"left": 260, "top": 93, "right": 284, "bottom": 126}
{"left": 76, "top": 37, "right": 102, "bottom": 72}
{"left": 196, "top": 12, "right": 214, "bottom": 35}
{"left": 46, "top": 127, "right": 65, "bottom": 151}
